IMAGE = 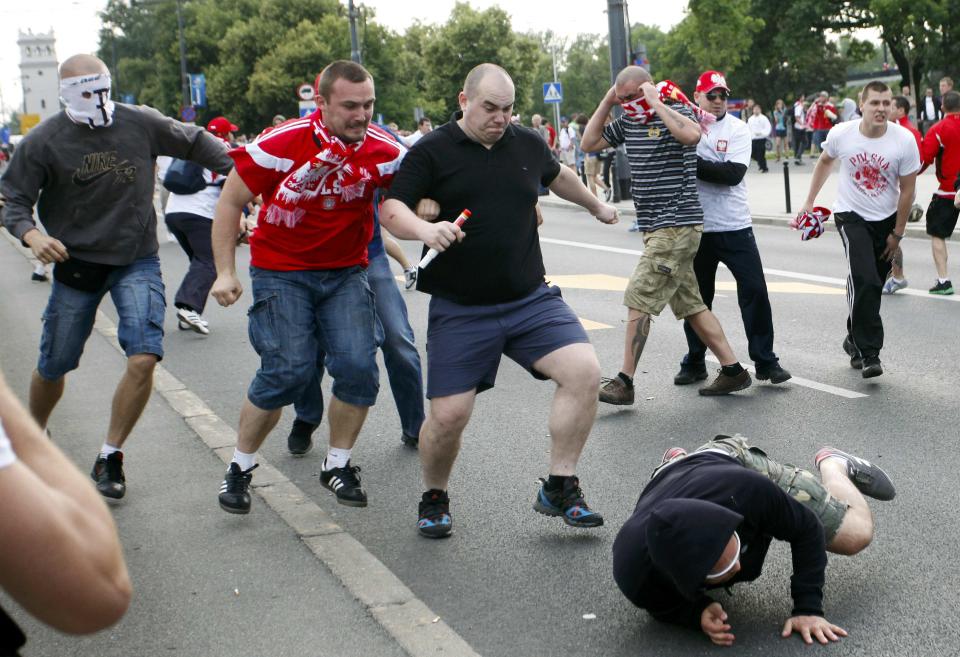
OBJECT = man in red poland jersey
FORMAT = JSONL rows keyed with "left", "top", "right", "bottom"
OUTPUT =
{"left": 209, "top": 61, "right": 412, "bottom": 514}
{"left": 919, "top": 90, "right": 960, "bottom": 295}
{"left": 801, "top": 81, "right": 920, "bottom": 379}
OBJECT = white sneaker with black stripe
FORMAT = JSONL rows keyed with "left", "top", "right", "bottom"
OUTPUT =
{"left": 177, "top": 307, "right": 210, "bottom": 335}
{"left": 319, "top": 460, "right": 367, "bottom": 507}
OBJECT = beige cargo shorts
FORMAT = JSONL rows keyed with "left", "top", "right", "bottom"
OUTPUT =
{"left": 623, "top": 224, "right": 707, "bottom": 320}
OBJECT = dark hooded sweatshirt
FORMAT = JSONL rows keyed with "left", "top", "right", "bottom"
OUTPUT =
{"left": 1, "top": 104, "right": 233, "bottom": 266}
{"left": 612, "top": 452, "right": 827, "bottom": 629}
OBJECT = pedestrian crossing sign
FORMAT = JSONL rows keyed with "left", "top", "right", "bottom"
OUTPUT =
{"left": 543, "top": 82, "right": 563, "bottom": 104}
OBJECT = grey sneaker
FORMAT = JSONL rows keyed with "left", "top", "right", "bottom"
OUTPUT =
{"left": 815, "top": 447, "right": 896, "bottom": 500}
{"left": 698, "top": 369, "right": 751, "bottom": 396}
{"left": 599, "top": 376, "right": 634, "bottom": 405}
{"left": 882, "top": 277, "right": 908, "bottom": 294}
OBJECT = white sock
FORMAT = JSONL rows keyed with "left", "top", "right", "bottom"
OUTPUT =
{"left": 100, "top": 443, "right": 121, "bottom": 458}
{"left": 939, "top": 277, "right": 950, "bottom": 284}
{"left": 232, "top": 448, "right": 257, "bottom": 471}
{"left": 323, "top": 447, "right": 352, "bottom": 471}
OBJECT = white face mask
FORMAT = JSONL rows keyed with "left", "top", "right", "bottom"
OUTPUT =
{"left": 60, "top": 73, "right": 115, "bottom": 129}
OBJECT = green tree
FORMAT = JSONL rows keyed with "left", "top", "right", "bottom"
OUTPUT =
{"left": 421, "top": 3, "right": 541, "bottom": 119}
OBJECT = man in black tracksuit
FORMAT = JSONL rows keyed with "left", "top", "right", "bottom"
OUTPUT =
{"left": 613, "top": 435, "right": 895, "bottom": 646}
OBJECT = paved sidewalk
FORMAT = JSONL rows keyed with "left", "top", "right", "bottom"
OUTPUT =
{"left": 0, "top": 239, "right": 441, "bottom": 657}
{"left": 542, "top": 164, "right": 943, "bottom": 237}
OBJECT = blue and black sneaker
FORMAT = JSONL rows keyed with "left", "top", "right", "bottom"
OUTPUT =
{"left": 418, "top": 489, "right": 453, "bottom": 538}
{"left": 533, "top": 476, "right": 604, "bottom": 528}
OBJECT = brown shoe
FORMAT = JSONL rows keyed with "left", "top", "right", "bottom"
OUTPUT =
{"left": 599, "top": 376, "right": 634, "bottom": 405}
{"left": 698, "top": 369, "right": 751, "bottom": 396}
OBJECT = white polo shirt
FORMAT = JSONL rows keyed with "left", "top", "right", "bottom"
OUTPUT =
{"left": 823, "top": 120, "right": 921, "bottom": 221}
{"left": 697, "top": 113, "right": 752, "bottom": 232}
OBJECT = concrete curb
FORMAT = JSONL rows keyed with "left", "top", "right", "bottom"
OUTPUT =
{"left": 0, "top": 227, "right": 482, "bottom": 657}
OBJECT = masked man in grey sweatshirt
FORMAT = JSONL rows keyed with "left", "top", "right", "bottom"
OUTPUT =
{"left": 0, "top": 54, "right": 232, "bottom": 499}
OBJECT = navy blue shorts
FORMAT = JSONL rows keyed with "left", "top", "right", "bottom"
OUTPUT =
{"left": 425, "top": 284, "right": 590, "bottom": 398}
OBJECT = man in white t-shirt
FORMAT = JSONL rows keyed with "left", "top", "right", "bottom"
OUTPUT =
{"left": 801, "top": 81, "right": 920, "bottom": 378}
{"left": 675, "top": 71, "right": 791, "bottom": 386}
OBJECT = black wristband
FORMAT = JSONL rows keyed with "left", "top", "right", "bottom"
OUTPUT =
{"left": 892, "top": 231, "right": 904, "bottom": 240}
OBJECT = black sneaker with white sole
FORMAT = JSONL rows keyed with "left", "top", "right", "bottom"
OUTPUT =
{"left": 320, "top": 461, "right": 367, "bottom": 507}
{"left": 219, "top": 462, "right": 259, "bottom": 514}
{"left": 815, "top": 447, "right": 896, "bottom": 501}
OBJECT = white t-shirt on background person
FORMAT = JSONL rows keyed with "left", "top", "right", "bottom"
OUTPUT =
{"left": 823, "top": 120, "right": 921, "bottom": 221}
{"left": 697, "top": 113, "right": 752, "bottom": 233}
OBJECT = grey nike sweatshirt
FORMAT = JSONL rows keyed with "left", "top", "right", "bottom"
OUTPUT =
{"left": 0, "top": 104, "right": 233, "bottom": 265}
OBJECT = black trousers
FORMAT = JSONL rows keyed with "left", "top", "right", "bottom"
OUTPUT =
{"left": 751, "top": 138, "right": 768, "bottom": 171}
{"left": 835, "top": 212, "right": 896, "bottom": 359}
{"left": 682, "top": 227, "right": 778, "bottom": 368}
{"left": 164, "top": 212, "right": 215, "bottom": 314}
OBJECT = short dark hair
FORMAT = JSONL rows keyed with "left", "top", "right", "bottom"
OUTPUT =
{"left": 943, "top": 91, "right": 960, "bottom": 113}
{"left": 892, "top": 96, "right": 911, "bottom": 113}
{"left": 418, "top": 116, "right": 431, "bottom": 127}
{"left": 860, "top": 80, "right": 890, "bottom": 100}
{"left": 316, "top": 60, "right": 372, "bottom": 100}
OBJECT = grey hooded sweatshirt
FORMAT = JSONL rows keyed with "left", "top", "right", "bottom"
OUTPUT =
{"left": 1, "top": 104, "right": 233, "bottom": 265}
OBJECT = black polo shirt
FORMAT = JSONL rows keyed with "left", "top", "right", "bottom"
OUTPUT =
{"left": 387, "top": 112, "right": 561, "bottom": 305}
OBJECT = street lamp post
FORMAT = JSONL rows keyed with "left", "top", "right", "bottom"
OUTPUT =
{"left": 175, "top": 0, "right": 190, "bottom": 109}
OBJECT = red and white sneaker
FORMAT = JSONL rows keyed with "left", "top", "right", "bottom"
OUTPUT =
{"left": 660, "top": 447, "right": 688, "bottom": 467}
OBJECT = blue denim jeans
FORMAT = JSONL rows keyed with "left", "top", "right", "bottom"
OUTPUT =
{"left": 38, "top": 256, "right": 165, "bottom": 380}
{"left": 245, "top": 266, "right": 379, "bottom": 410}
{"left": 294, "top": 254, "right": 425, "bottom": 437}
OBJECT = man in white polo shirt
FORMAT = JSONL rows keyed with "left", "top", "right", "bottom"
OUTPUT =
{"left": 801, "top": 80, "right": 920, "bottom": 378}
{"left": 674, "top": 71, "right": 791, "bottom": 387}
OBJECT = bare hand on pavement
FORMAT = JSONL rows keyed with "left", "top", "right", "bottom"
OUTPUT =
{"left": 701, "top": 602, "right": 735, "bottom": 646}
{"left": 211, "top": 273, "right": 243, "bottom": 307}
{"left": 781, "top": 615, "right": 847, "bottom": 645}
{"left": 25, "top": 231, "right": 68, "bottom": 264}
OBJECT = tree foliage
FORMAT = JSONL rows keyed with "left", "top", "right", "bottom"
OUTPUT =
{"left": 93, "top": 0, "right": 959, "bottom": 136}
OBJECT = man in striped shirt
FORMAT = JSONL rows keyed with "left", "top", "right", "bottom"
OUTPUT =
{"left": 581, "top": 66, "right": 750, "bottom": 404}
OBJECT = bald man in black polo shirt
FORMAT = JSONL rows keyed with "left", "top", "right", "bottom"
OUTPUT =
{"left": 381, "top": 63, "right": 618, "bottom": 539}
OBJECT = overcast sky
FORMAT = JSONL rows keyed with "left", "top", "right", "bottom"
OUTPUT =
{"left": 1, "top": 0, "right": 689, "bottom": 121}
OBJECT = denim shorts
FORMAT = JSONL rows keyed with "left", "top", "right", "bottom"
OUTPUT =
{"left": 425, "top": 283, "right": 589, "bottom": 398}
{"left": 38, "top": 256, "right": 165, "bottom": 380}
{"left": 245, "top": 266, "right": 379, "bottom": 410}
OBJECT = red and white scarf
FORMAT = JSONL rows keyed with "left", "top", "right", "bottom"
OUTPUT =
{"left": 264, "top": 111, "right": 372, "bottom": 228}
{"left": 621, "top": 80, "right": 717, "bottom": 134}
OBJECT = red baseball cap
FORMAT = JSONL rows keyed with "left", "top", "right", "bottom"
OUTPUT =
{"left": 207, "top": 116, "right": 238, "bottom": 135}
{"left": 696, "top": 70, "right": 730, "bottom": 94}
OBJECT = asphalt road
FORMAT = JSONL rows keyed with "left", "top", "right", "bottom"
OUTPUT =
{"left": 4, "top": 200, "right": 958, "bottom": 656}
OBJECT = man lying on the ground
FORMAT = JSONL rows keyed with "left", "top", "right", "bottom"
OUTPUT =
{"left": 613, "top": 434, "right": 895, "bottom": 646}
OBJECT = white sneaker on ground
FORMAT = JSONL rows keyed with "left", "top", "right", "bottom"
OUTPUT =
{"left": 403, "top": 268, "right": 417, "bottom": 290}
{"left": 882, "top": 277, "right": 908, "bottom": 294}
{"left": 176, "top": 308, "right": 210, "bottom": 335}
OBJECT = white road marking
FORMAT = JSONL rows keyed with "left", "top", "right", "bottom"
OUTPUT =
{"left": 540, "top": 237, "right": 960, "bottom": 302}
{"left": 538, "top": 238, "right": 871, "bottom": 399}
{"left": 705, "top": 357, "right": 868, "bottom": 399}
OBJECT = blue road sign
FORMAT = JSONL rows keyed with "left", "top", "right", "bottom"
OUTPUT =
{"left": 543, "top": 82, "right": 563, "bottom": 104}
{"left": 180, "top": 105, "right": 197, "bottom": 122}
{"left": 121, "top": 93, "right": 135, "bottom": 104}
{"left": 189, "top": 73, "right": 207, "bottom": 107}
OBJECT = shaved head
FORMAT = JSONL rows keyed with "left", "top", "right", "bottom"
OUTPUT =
{"left": 60, "top": 54, "right": 109, "bottom": 79}
{"left": 615, "top": 65, "right": 652, "bottom": 87}
{"left": 463, "top": 63, "right": 513, "bottom": 99}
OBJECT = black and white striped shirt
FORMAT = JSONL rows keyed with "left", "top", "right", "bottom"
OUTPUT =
{"left": 603, "top": 104, "right": 703, "bottom": 232}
